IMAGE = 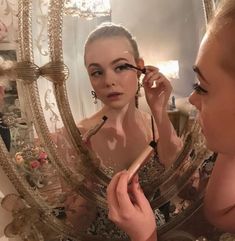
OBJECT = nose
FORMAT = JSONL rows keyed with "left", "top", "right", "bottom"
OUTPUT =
{"left": 188, "top": 91, "right": 201, "bottom": 111}
{"left": 103, "top": 70, "right": 117, "bottom": 87}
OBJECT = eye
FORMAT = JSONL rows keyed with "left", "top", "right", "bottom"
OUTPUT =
{"left": 115, "top": 64, "right": 129, "bottom": 72}
{"left": 90, "top": 69, "right": 103, "bottom": 77}
{"left": 193, "top": 83, "right": 208, "bottom": 94}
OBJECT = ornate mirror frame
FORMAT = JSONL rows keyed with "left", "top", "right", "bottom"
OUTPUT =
{"left": 0, "top": 0, "right": 217, "bottom": 240}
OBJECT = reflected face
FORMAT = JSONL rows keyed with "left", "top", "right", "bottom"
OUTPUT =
{"left": 189, "top": 33, "right": 235, "bottom": 155}
{"left": 85, "top": 37, "right": 140, "bottom": 109}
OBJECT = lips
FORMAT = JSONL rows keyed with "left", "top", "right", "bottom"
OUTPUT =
{"left": 107, "top": 92, "right": 123, "bottom": 98}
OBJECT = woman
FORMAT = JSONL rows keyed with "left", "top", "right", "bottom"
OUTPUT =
{"left": 79, "top": 22, "right": 182, "bottom": 171}
{"left": 65, "top": 23, "right": 183, "bottom": 236}
{"left": 107, "top": 0, "right": 235, "bottom": 240}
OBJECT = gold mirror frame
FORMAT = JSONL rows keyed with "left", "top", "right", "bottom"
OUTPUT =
{"left": 0, "top": 0, "right": 217, "bottom": 240}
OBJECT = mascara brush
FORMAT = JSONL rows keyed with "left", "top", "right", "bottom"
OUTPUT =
{"left": 124, "top": 63, "right": 146, "bottom": 74}
{"left": 82, "top": 116, "right": 108, "bottom": 143}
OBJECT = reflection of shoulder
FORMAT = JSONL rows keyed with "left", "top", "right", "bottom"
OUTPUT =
{"left": 77, "top": 118, "right": 92, "bottom": 135}
{"left": 77, "top": 111, "right": 104, "bottom": 135}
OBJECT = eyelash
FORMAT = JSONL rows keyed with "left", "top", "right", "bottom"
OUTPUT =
{"left": 193, "top": 83, "right": 208, "bottom": 94}
{"left": 115, "top": 64, "right": 129, "bottom": 72}
{"left": 90, "top": 64, "right": 129, "bottom": 77}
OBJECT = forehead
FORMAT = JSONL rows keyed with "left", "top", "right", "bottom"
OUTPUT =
{"left": 195, "top": 32, "right": 235, "bottom": 92}
{"left": 85, "top": 36, "right": 134, "bottom": 65}
{"left": 197, "top": 29, "right": 235, "bottom": 77}
{"left": 195, "top": 34, "right": 222, "bottom": 75}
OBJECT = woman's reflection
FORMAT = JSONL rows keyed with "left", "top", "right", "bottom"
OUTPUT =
{"left": 65, "top": 22, "right": 183, "bottom": 237}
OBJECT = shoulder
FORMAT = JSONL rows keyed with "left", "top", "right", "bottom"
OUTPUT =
{"left": 77, "top": 118, "right": 93, "bottom": 135}
{"left": 77, "top": 112, "right": 104, "bottom": 134}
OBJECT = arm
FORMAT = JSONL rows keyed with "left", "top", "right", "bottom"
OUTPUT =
{"left": 204, "top": 154, "right": 235, "bottom": 232}
{"left": 107, "top": 171, "right": 157, "bottom": 241}
{"left": 143, "top": 66, "right": 183, "bottom": 166}
{"left": 152, "top": 109, "right": 182, "bottom": 167}
{"left": 64, "top": 189, "right": 97, "bottom": 232}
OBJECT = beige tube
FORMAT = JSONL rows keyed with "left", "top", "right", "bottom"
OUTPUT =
{"left": 128, "top": 141, "right": 157, "bottom": 183}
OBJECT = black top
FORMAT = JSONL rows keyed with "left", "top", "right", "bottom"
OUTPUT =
{"left": 0, "top": 112, "right": 11, "bottom": 151}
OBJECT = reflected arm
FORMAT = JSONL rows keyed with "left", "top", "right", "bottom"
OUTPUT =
{"left": 152, "top": 109, "right": 183, "bottom": 167}
{"left": 142, "top": 65, "right": 183, "bottom": 167}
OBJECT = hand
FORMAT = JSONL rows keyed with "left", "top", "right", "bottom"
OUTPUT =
{"left": 107, "top": 171, "right": 157, "bottom": 241}
{"left": 142, "top": 66, "right": 172, "bottom": 113}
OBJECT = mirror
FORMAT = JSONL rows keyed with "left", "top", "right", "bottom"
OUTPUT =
{"left": 0, "top": 0, "right": 227, "bottom": 240}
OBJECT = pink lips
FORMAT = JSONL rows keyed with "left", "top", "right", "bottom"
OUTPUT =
{"left": 107, "top": 92, "right": 123, "bottom": 99}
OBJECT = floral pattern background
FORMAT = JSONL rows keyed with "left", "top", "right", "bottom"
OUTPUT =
{"left": 0, "top": 0, "right": 18, "bottom": 44}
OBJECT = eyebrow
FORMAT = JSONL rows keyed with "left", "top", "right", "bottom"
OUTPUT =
{"left": 192, "top": 65, "right": 209, "bottom": 84}
{"left": 111, "top": 57, "right": 129, "bottom": 65}
{"left": 88, "top": 57, "right": 129, "bottom": 69}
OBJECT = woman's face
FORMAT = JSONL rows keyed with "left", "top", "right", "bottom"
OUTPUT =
{"left": 85, "top": 36, "right": 140, "bottom": 109}
{"left": 189, "top": 32, "right": 235, "bottom": 155}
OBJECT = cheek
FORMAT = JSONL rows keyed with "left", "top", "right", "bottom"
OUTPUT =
{"left": 121, "top": 73, "right": 138, "bottom": 92}
{"left": 200, "top": 105, "right": 235, "bottom": 153}
{"left": 90, "top": 80, "right": 102, "bottom": 93}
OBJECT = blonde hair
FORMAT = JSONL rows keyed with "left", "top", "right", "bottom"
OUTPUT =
{"left": 209, "top": 0, "right": 235, "bottom": 32}
{"left": 208, "top": 0, "right": 235, "bottom": 76}
{"left": 84, "top": 22, "right": 140, "bottom": 61}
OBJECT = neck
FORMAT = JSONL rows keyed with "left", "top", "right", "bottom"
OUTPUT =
{"left": 102, "top": 101, "right": 138, "bottom": 128}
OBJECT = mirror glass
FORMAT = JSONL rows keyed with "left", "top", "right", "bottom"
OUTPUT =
{"left": 61, "top": 0, "right": 206, "bottom": 189}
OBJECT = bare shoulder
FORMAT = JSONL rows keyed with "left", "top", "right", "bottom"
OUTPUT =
{"left": 77, "top": 112, "right": 104, "bottom": 135}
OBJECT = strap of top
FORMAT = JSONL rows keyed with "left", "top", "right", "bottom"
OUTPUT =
{"left": 151, "top": 115, "right": 155, "bottom": 142}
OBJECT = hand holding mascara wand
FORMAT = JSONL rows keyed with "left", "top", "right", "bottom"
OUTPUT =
{"left": 82, "top": 116, "right": 108, "bottom": 143}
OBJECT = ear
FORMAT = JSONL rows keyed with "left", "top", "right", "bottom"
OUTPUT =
{"left": 136, "top": 58, "right": 145, "bottom": 78}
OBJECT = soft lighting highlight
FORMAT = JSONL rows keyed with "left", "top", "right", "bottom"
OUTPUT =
{"left": 156, "top": 60, "right": 179, "bottom": 79}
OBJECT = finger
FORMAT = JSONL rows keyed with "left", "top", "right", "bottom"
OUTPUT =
{"left": 143, "top": 70, "right": 159, "bottom": 87}
{"left": 106, "top": 171, "right": 124, "bottom": 212}
{"left": 144, "top": 74, "right": 172, "bottom": 93}
{"left": 128, "top": 174, "right": 139, "bottom": 203}
{"left": 144, "top": 71, "right": 166, "bottom": 88}
{"left": 115, "top": 171, "right": 135, "bottom": 212}
{"left": 128, "top": 176, "right": 152, "bottom": 212}
{"left": 144, "top": 65, "right": 159, "bottom": 73}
